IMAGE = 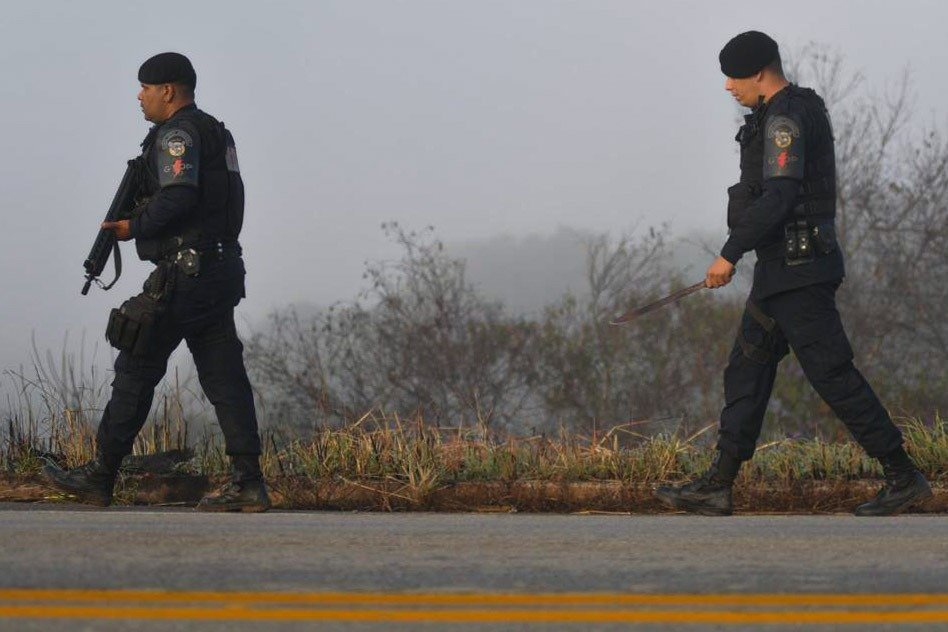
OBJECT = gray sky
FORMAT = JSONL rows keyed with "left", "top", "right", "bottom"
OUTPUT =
{"left": 1, "top": 0, "right": 946, "bottom": 371}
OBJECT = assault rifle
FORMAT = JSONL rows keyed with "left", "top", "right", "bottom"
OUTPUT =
{"left": 81, "top": 159, "right": 140, "bottom": 295}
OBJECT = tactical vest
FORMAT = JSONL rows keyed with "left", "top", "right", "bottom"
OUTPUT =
{"left": 728, "top": 85, "right": 836, "bottom": 260}
{"left": 136, "top": 106, "right": 245, "bottom": 261}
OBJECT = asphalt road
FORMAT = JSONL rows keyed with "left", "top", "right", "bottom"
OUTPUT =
{"left": 1, "top": 503, "right": 946, "bottom": 631}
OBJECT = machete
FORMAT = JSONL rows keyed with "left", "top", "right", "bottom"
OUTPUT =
{"left": 609, "top": 280, "right": 707, "bottom": 326}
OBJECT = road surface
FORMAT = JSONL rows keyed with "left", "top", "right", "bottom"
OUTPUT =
{"left": 0, "top": 503, "right": 945, "bottom": 630}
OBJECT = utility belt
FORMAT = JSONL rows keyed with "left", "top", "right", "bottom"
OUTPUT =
{"left": 105, "top": 242, "right": 240, "bottom": 356}
{"left": 163, "top": 241, "right": 241, "bottom": 278}
{"left": 105, "top": 261, "right": 176, "bottom": 357}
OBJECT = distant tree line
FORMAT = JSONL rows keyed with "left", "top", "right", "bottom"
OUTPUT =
{"left": 245, "top": 48, "right": 948, "bottom": 438}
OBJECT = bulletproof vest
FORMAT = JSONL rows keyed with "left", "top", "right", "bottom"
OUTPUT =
{"left": 727, "top": 85, "right": 836, "bottom": 233}
{"left": 136, "top": 106, "right": 245, "bottom": 258}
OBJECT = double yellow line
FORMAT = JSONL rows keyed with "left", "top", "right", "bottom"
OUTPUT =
{"left": 0, "top": 589, "right": 946, "bottom": 624}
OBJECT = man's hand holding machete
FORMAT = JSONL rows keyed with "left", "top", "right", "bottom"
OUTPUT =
{"left": 705, "top": 256, "right": 736, "bottom": 289}
{"left": 608, "top": 257, "right": 735, "bottom": 326}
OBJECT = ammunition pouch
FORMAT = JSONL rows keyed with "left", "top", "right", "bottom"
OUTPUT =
{"left": 783, "top": 209, "right": 837, "bottom": 267}
{"left": 105, "top": 262, "right": 176, "bottom": 356}
{"left": 783, "top": 216, "right": 815, "bottom": 266}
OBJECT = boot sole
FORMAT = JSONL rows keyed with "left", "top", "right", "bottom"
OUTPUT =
{"left": 40, "top": 467, "right": 112, "bottom": 507}
{"left": 854, "top": 486, "right": 934, "bottom": 517}
{"left": 195, "top": 503, "right": 271, "bottom": 513}
{"left": 69, "top": 493, "right": 112, "bottom": 507}
{"left": 654, "top": 489, "right": 732, "bottom": 516}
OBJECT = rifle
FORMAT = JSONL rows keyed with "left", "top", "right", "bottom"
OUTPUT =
{"left": 81, "top": 159, "right": 140, "bottom": 295}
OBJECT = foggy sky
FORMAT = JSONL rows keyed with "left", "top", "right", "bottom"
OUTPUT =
{"left": 1, "top": 0, "right": 946, "bottom": 372}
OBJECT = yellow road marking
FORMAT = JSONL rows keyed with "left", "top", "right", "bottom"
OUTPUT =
{"left": 2, "top": 590, "right": 946, "bottom": 624}
{"left": 0, "top": 604, "right": 947, "bottom": 624}
{"left": 1, "top": 588, "right": 947, "bottom": 608}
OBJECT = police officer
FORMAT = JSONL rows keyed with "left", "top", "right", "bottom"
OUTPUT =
{"left": 44, "top": 53, "right": 269, "bottom": 512}
{"left": 655, "top": 32, "right": 932, "bottom": 516}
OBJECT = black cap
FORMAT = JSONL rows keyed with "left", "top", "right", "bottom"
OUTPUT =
{"left": 138, "top": 52, "right": 197, "bottom": 90}
{"left": 719, "top": 31, "right": 778, "bottom": 78}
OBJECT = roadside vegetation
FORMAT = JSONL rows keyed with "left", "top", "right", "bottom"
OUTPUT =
{"left": 2, "top": 382, "right": 945, "bottom": 511}
{"left": 2, "top": 47, "right": 946, "bottom": 512}
{"left": 5, "top": 399, "right": 946, "bottom": 484}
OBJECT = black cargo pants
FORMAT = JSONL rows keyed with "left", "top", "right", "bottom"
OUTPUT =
{"left": 96, "top": 257, "right": 261, "bottom": 459}
{"left": 717, "top": 281, "right": 902, "bottom": 461}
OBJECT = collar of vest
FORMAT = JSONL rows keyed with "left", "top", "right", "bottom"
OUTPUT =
{"left": 164, "top": 103, "right": 198, "bottom": 123}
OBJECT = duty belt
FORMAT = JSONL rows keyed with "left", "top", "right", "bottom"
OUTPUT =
{"left": 165, "top": 241, "right": 241, "bottom": 277}
{"left": 165, "top": 241, "right": 241, "bottom": 269}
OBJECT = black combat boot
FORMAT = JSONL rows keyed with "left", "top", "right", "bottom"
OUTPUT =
{"left": 654, "top": 451, "right": 741, "bottom": 516}
{"left": 41, "top": 453, "right": 122, "bottom": 507}
{"left": 855, "top": 447, "right": 933, "bottom": 517}
{"left": 196, "top": 455, "right": 271, "bottom": 513}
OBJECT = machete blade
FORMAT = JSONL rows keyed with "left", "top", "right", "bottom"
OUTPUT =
{"left": 609, "top": 280, "right": 707, "bottom": 326}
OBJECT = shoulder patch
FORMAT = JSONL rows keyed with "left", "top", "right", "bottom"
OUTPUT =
{"left": 156, "top": 127, "right": 199, "bottom": 188}
{"left": 160, "top": 128, "right": 193, "bottom": 155}
{"left": 767, "top": 116, "right": 800, "bottom": 150}
{"left": 223, "top": 130, "right": 240, "bottom": 173}
{"left": 763, "top": 115, "right": 804, "bottom": 180}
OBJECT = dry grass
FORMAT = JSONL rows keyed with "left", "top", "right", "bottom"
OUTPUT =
{"left": 261, "top": 414, "right": 947, "bottom": 486}
{"left": 3, "top": 410, "right": 946, "bottom": 512}
{"left": 3, "top": 353, "right": 946, "bottom": 512}
{"left": 15, "top": 412, "right": 948, "bottom": 484}
{"left": 5, "top": 405, "right": 947, "bottom": 485}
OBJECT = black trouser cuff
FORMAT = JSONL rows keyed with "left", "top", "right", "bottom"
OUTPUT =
{"left": 95, "top": 451, "right": 125, "bottom": 473}
{"left": 231, "top": 454, "right": 263, "bottom": 482}
{"left": 880, "top": 444, "right": 915, "bottom": 474}
{"left": 714, "top": 449, "right": 743, "bottom": 483}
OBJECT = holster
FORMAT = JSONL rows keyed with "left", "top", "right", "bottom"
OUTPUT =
{"left": 105, "top": 262, "right": 176, "bottom": 356}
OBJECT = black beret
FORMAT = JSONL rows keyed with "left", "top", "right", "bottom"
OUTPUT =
{"left": 719, "top": 31, "right": 779, "bottom": 78}
{"left": 138, "top": 52, "right": 196, "bottom": 90}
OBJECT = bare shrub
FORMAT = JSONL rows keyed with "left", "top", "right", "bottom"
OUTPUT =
{"left": 786, "top": 45, "right": 948, "bottom": 417}
{"left": 531, "top": 227, "right": 735, "bottom": 433}
{"left": 247, "top": 223, "right": 538, "bottom": 430}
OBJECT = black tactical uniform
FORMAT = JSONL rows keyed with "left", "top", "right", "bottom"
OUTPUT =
{"left": 44, "top": 53, "right": 268, "bottom": 511}
{"left": 715, "top": 83, "right": 903, "bottom": 462}
{"left": 656, "top": 32, "right": 931, "bottom": 516}
{"left": 95, "top": 103, "right": 261, "bottom": 461}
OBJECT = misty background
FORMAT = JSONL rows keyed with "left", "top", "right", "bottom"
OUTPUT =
{"left": 1, "top": 1, "right": 946, "bottom": 414}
